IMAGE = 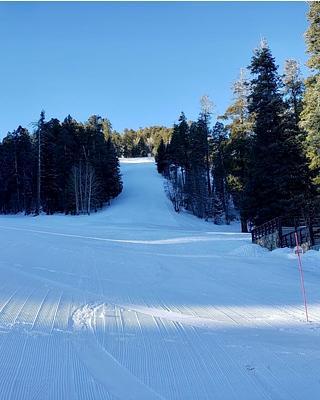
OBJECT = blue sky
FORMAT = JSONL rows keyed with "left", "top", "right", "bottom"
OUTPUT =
{"left": 0, "top": 1, "right": 309, "bottom": 137}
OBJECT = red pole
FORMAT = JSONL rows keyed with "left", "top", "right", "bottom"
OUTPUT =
{"left": 294, "top": 232, "right": 309, "bottom": 323}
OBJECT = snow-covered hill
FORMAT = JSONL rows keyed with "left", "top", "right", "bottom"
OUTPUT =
{"left": 0, "top": 157, "right": 319, "bottom": 399}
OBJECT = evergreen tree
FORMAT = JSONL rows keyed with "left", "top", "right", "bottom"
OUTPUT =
{"left": 211, "top": 122, "right": 229, "bottom": 224}
{"left": 104, "top": 137, "right": 123, "bottom": 201}
{"left": 155, "top": 139, "right": 168, "bottom": 174}
{"left": 282, "top": 60, "right": 313, "bottom": 217}
{"left": 167, "top": 113, "right": 190, "bottom": 171}
{"left": 59, "top": 115, "right": 79, "bottom": 213}
{"left": 222, "top": 69, "right": 252, "bottom": 231}
{"left": 0, "top": 113, "right": 123, "bottom": 216}
{"left": 41, "top": 118, "right": 60, "bottom": 214}
{"left": 186, "top": 121, "right": 208, "bottom": 218}
{"left": 300, "top": 2, "right": 320, "bottom": 186}
{"left": 200, "top": 95, "right": 214, "bottom": 196}
{"left": 133, "top": 136, "right": 149, "bottom": 157}
{"left": 35, "top": 110, "right": 45, "bottom": 215}
{"left": 136, "top": 126, "right": 172, "bottom": 155}
{"left": 0, "top": 126, "right": 33, "bottom": 214}
{"left": 245, "top": 41, "right": 287, "bottom": 224}
{"left": 102, "top": 117, "right": 113, "bottom": 141}
{"left": 283, "top": 60, "right": 304, "bottom": 124}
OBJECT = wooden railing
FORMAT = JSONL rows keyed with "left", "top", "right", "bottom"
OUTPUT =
{"left": 281, "top": 226, "right": 311, "bottom": 248}
{"left": 251, "top": 217, "right": 282, "bottom": 245}
{"left": 251, "top": 215, "right": 320, "bottom": 250}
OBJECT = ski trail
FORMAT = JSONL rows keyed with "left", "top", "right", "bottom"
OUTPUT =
{"left": 71, "top": 305, "right": 166, "bottom": 400}
{"left": 0, "top": 159, "right": 320, "bottom": 398}
{"left": 0, "top": 287, "right": 34, "bottom": 328}
{"left": 0, "top": 224, "right": 245, "bottom": 245}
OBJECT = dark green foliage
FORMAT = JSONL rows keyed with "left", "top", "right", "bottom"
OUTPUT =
{"left": 0, "top": 126, "right": 34, "bottom": 214}
{"left": 184, "top": 121, "right": 209, "bottom": 218}
{"left": 35, "top": 110, "right": 45, "bottom": 215}
{"left": 169, "top": 113, "right": 190, "bottom": 169}
{"left": 132, "top": 136, "right": 149, "bottom": 157}
{"left": 162, "top": 110, "right": 230, "bottom": 222}
{"left": 220, "top": 69, "right": 252, "bottom": 231}
{"left": 0, "top": 113, "right": 122, "bottom": 215}
{"left": 300, "top": 2, "right": 320, "bottom": 186}
{"left": 185, "top": 165, "right": 208, "bottom": 219}
{"left": 245, "top": 44, "right": 288, "bottom": 224}
{"left": 119, "top": 126, "right": 172, "bottom": 158}
{"left": 155, "top": 139, "right": 168, "bottom": 174}
{"left": 41, "top": 118, "right": 61, "bottom": 214}
{"left": 244, "top": 43, "right": 311, "bottom": 225}
{"left": 188, "top": 119, "right": 207, "bottom": 169}
{"left": 104, "top": 138, "right": 123, "bottom": 200}
{"left": 211, "top": 122, "right": 230, "bottom": 224}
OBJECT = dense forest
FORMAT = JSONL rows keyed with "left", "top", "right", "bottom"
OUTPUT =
{"left": 0, "top": 110, "right": 172, "bottom": 216}
{"left": 0, "top": 114, "right": 122, "bottom": 215}
{"left": 113, "top": 126, "right": 172, "bottom": 158}
{"left": 156, "top": 3, "right": 320, "bottom": 231}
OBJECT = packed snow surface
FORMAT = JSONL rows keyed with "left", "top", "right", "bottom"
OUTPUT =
{"left": 0, "top": 157, "right": 319, "bottom": 399}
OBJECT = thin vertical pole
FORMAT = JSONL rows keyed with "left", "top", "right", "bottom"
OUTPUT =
{"left": 294, "top": 232, "right": 309, "bottom": 323}
{"left": 37, "top": 125, "right": 41, "bottom": 214}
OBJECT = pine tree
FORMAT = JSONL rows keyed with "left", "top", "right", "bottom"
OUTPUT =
{"left": 122, "top": 129, "right": 138, "bottom": 157}
{"left": 0, "top": 113, "right": 123, "bottom": 216}
{"left": 167, "top": 113, "right": 190, "bottom": 171}
{"left": 222, "top": 69, "right": 252, "bottom": 231}
{"left": 58, "top": 115, "right": 78, "bottom": 213}
{"left": 104, "top": 137, "right": 123, "bottom": 201}
{"left": 300, "top": 2, "right": 320, "bottom": 186}
{"left": 282, "top": 60, "right": 313, "bottom": 217}
{"left": 200, "top": 95, "right": 214, "bottom": 196}
{"left": 41, "top": 118, "right": 60, "bottom": 214}
{"left": 133, "top": 136, "right": 149, "bottom": 157}
{"left": 35, "top": 110, "right": 45, "bottom": 215}
{"left": 283, "top": 60, "right": 304, "bottom": 124}
{"left": 155, "top": 139, "right": 168, "bottom": 174}
{"left": 186, "top": 121, "right": 208, "bottom": 218}
{"left": 245, "top": 41, "right": 287, "bottom": 224}
{"left": 211, "top": 122, "right": 229, "bottom": 224}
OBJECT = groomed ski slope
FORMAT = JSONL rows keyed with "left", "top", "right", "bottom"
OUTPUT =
{"left": 0, "top": 157, "right": 319, "bottom": 400}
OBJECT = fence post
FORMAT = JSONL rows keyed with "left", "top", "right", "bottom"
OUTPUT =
{"left": 309, "top": 217, "right": 315, "bottom": 247}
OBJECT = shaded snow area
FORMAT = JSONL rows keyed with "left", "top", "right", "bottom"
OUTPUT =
{"left": 0, "top": 157, "right": 319, "bottom": 399}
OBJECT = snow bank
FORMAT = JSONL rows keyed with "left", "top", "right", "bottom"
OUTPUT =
{"left": 230, "top": 243, "right": 320, "bottom": 274}
{"left": 229, "top": 243, "right": 269, "bottom": 257}
{"left": 300, "top": 249, "right": 320, "bottom": 273}
{"left": 120, "top": 157, "right": 155, "bottom": 164}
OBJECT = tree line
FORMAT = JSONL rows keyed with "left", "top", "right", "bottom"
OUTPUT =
{"left": 0, "top": 113, "right": 122, "bottom": 215}
{"left": 109, "top": 126, "right": 172, "bottom": 158}
{"left": 156, "top": 107, "right": 237, "bottom": 226}
{"left": 156, "top": 3, "right": 320, "bottom": 231}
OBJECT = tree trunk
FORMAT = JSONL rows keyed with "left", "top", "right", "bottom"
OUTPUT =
{"left": 73, "top": 166, "right": 79, "bottom": 215}
{"left": 79, "top": 161, "right": 83, "bottom": 213}
{"left": 241, "top": 216, "right": 248, "bottom": 233}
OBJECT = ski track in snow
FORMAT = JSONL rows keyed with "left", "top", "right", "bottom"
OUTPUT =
{"left": 0, "top": 158, "right": 319, "bottom": 399}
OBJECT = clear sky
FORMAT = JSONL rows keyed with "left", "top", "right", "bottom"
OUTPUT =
{"left": 0, "top": 1, "right": 309, "bottom": 137}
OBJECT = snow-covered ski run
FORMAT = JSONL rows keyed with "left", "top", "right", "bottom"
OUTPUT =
{"left": 0, "top": 157, "right": 319, "bottom": 400}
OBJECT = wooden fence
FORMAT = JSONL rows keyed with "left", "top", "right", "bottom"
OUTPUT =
{"left": 251, "top": 216, "right": 320, "bottom": 250}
